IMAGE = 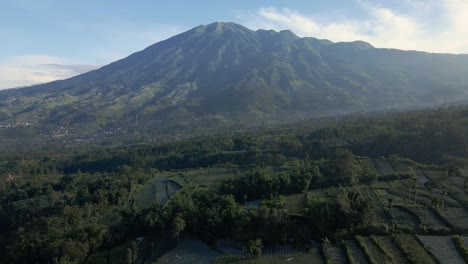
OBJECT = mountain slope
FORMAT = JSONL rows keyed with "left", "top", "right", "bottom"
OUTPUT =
{"left": 1, "top": 22, "right": 468, "bottom": 137}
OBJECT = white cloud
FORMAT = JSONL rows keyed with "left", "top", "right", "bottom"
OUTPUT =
{"left": 242, "top": 0, "right": 468, "bottom": 54}
{"left": 0, "top": 55, "right": 98, "bottom": 90}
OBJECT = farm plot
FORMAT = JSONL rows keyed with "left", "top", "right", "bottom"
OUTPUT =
{"left": 343, "top": 240, "right": 368, "bottom": 264}
{"left": 444, "top": 207, "right": 468, "bottom": 231}
{"left": 450, "top": 177, "right": 466, "bottom": 188}
{"left": 389, "top": 206, "right": 420, "bottom": 230}
{"left": 135, "top": 176, "right": 181, "bottom": 209}
{"left": 365, "top": 188, "right": 392, "bottom": 224}
{"left": 167, "top": 180, "right": 182, "bottom": 197}
{"left": 355, "top": 236, "right": 387, "bottom": 264}
{"left": 157, "top": 239, "right": 220, "bottom": 264}
{"left": 413, "top": 208, "right": 448, "bottom": 229}
{"left": 376, "top": 189, "right": 409, "bottom": 205}
{"left": 283, "top": 193, "right": 306, "bottom": 215}
{"left": 375, "top": 236, "right": 408, "bottom": 264}
{"left": 216, "top": 240, "right": 247, "bottom": 256}
{"left": 183, "top": 167, "right": 234, "bottom": 187}
{"left": 373, "top": 159, "right": 396, "bottom": 175}
{"left": 393, "top": 234, "right": 437, "bottom": 264}
{"left": 417, "top": 236, "right": 465, "bottom": 264}
{"left": 393, "top": 160, "right": 419, "bottom": 173}
{"left": 361, "top": 158, "right": 380, "bottom": 175}
{"left": 424, "top": 169, "right": 447, "bottom": 182}
{"left": 212, "top": 252, "right": 325, "bottom": 264}
{"left": 323, "top": 242, "right": 347, "bottom": 264}
{"left": 417, "top": 189, "right": 462, "bottom": 207}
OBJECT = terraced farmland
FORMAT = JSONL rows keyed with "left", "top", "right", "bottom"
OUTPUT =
{"left": 444, "top": 207, "right": 468, "bottom": 231}
{"left": 373, "top": 159, "right": 396, "bottom": 175}
{"left": 418, "top": 236, "right": 465, "bottom": 264}
{"left": 375, "top": 236, "right": 408, "bottom": 264}
{"left": 356, "top": 236, "right": 387, "bottom": 264}
{"left": 343, "top": 240, "right": 368, "bottom": 264}
{"left": 323, "top": 242, "right": 347, "bottom": 264}
{"left": 393, "top": 234, "right": 437, "bottom": 264}
{"left": 389, "top": 206, "right": 420, "bottom": 230}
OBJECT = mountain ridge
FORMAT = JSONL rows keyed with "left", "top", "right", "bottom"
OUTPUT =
{"left": 1, "top": 22, "right": 468, "bottom": 139}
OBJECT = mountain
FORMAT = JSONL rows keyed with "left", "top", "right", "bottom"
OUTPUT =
{"left": 1, "top": 22, "right": 468, "bottom": 139}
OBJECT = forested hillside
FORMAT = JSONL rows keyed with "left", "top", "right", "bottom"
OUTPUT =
{"left": 0, "top": 105, "right": 466, "bottom": 263}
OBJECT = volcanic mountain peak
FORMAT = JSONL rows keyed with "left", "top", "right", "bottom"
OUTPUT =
{"left": 0, "top": 22, "right": 468, "bottom": 139}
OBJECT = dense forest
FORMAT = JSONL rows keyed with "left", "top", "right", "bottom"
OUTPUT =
{"left": 0, "top": 105, "right": 467, "bottom": 263}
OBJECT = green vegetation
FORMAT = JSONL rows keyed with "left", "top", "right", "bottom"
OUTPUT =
{"left": 0, "top": 103, "right": 466, "bottom": 263}
{"left": 452, "top": 236, "right": 468, "bottom": 263}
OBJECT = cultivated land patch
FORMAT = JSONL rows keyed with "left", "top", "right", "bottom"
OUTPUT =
{"left": 417, "top": 236, "right": 465, "bottom": 264}
{"left": 375, "top": 236, "right": 408, "bottom": 264}
{"left": 356, "top": 236, "right": 387, "bottom": 263}
{"left": 283, "top": 193, "right": 306, "bottom": 215}
{"left": 444, "top": 207, "right": 468, "bottom": 231}
{"left": 182, "top": 167, "right": 234, "bottom": 187}
{"left": 212, "top": 252, "right": 325, "bottom": 264}
{"left": 343, "top": 240, "right": 368, "bottom": 264}
{"left": 323, "top": 242, "right": 347, "bottom": 264}
{"left": 393, "top": 234, "right": 437, "bottom": 264}
{"left": 390, "top": 206, "right": 420, "bottom": 229}
{"left": 424, "top": 169, "right": 447, "bottom": 182}
{"left": 135, "top": 176, "right": 181, "bottom": 209}
{"left": 361, "top": 158, "right": 379, "bottom": 175}
{"left": 393, "top": 160, "right": 418, "bottom": 173}
{"left": 373, "top": 159, "right": 396, "bottom": 175}
{"left": 158, "top": 239, "right": 220, "bottom": 264}
{"left": 413, "top": 207, "right": 448, "bottom": 229}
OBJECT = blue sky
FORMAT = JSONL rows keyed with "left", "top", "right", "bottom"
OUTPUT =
{"left": 1, "top": 0, "right": 468, "bottom": 89}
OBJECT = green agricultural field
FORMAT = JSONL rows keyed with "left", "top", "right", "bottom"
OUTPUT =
{"left": 393, "top": 160, "right": 418, "bottom": 173}
{"left": 418, "top": 236, "right": 465, "bottom": 264}
{"left": 424, "top": 169, "right": 447, "bottom": 182}
{"left": 361, "top": 158, "right": 379, "bottom": 176}
{"left": 393, "top": 234, "right": 437, "bottom": 264}
{"left": 283, "top": 193, "right": 306, "bottom": 215}
{"left": 374, "top": 236, "right": 408, "bottom": 264}
{"left": 343, "top": 240, "right": 368, "bottom": 264}
{"left": 212, "top": 251, "right": 325, "bottom": 264}
{"left": 157, "top": 240, "right": 220, "bottom": 264}
{"left": 389, "top": 206, "right": 420, "bottom": 230}
{"left": 182, "top": 167, "right": 235, "bottom": 187}
{"left": 444, "top": 207, "right": 468, "bottom": 231}
{"left": 355, "top": 236, "right": 386, "bottom": 264}
{"left": 373, "top": 159, "right": 395, "bottom": 175}
{"left": 323, "top": 241, "right": 347, "bottom": 264}
{"left": 135, "top": 176, "right": 182, "bottom": 209}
